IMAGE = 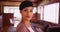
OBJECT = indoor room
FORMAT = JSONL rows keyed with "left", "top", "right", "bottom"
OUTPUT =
{"left": 0, "top": 0, "right": 60, "bottom": 32}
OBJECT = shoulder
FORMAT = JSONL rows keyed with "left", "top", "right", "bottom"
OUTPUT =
{"left": 16, "top": 23, "right": 29, "bottom": 32}
{"left": 16, "top": 23, "right": 25, "bottom": 32}
{"left": 17, "top": 23, "right": 23, "bottom": 28}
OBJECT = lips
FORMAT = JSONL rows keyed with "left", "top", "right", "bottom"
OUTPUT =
{"left": 26, "top": 16, "right": 30, "bottom": 18}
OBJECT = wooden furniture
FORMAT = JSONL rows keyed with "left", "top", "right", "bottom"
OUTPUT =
{"left": 0, "top": 15, "right": 2, "bottom": 32}
{"left": 3, "top": 13, "right": 13, "bottom": 32}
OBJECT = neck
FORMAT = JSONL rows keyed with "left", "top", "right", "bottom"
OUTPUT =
{"left": 22, "top": 19, "right": 30, "bottom": 27}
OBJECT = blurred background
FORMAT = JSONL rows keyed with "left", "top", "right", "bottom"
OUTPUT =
{"left": 0, "top": 0, "right": 60, "bottom": 32}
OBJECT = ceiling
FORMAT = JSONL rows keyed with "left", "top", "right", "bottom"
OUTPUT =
{"left": 0, "top": 0, "right": 43, "bottom": 3}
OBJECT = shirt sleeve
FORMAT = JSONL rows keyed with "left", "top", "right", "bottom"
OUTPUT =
{"left": 16, "top": 23, "right": 29, "bottom": 32}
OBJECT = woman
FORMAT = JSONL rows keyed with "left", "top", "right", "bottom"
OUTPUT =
{"left": 16, "top": 1, "right": 43, "bottom": 32}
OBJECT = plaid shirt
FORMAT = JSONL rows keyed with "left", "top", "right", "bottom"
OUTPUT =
{"left": 16, "top": 22, "right": 43, "bottom": 32}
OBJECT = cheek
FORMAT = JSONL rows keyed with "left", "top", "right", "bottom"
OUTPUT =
{"left": 30, "top": 13, "right": 33, "bottom": 17}
{"left": 21, "top": 12, "right": 26, "bottom": 17}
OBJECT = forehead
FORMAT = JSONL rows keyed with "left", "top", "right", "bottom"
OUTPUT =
{"left": 24, "top": 7, "right": 33, "bottom": 10}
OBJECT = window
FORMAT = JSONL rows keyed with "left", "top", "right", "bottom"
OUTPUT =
{"left": 40, "top": 2, "right": 59, "bottom": 24}
{"left": 38, "top": 6, "right": 44, "bottom": 20}
{"left": 4, "top": 6, "right": 21, "bottom": 18}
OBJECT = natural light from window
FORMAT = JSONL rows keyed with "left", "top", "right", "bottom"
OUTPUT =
{"left": 44, "top": 2, "right": 59, "bottom": 24}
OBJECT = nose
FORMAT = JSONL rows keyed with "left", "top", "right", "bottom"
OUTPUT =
{"left": 27, "top": 11, "right": 30, "bottom": 15}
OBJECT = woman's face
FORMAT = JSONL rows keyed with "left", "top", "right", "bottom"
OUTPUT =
{"left": 21, "top": 7, "right": 33, "bottom": 21}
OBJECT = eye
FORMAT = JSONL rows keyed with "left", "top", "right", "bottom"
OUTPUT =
{"left": 24, "top": 10, "right": 27, "bottom": 12}
{"left": 30, "top": 10, "right": 33, "bottom": 12}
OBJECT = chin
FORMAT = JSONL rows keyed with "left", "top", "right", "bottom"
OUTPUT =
{"left": 26, "top": 18, "right": 31, "bottom": 21}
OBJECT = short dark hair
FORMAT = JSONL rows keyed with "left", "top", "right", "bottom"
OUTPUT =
{"left": 19, "top": 1, "right": 33, "bottom": 10}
